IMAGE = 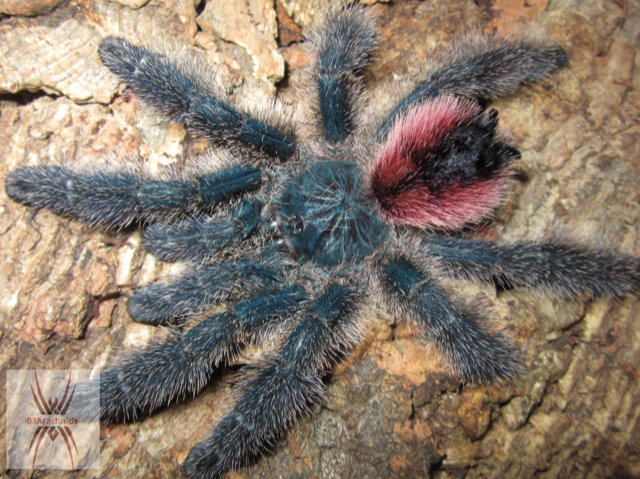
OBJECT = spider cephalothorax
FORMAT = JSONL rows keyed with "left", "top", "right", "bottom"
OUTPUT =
{"left": 5, "top": 5, "right": 640, "bottom": 479}
{"left": 277, "top": 161, "right": 389, "bottom": 264}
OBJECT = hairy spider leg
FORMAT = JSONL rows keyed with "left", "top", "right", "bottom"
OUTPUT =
{"left": 307, "top": 5, "right": 377, "bottom": 143}
{"left": 425, "top": 236, "right": 640, "bottom": 297}
{"left": 143, "top": 199, "right": 263, "bottom": 263}
{"left": 127, "top": 260, "right": 283, "bottom": 326}
{"left": 183, "top": 283, "right": 361, "bottom": 479}
{"left": 5, "top": 164, "right": 261, "bottom": 229}
{"left": 379, "top": 255, "right": 520, "bottom": 383}
{"left": 375, "top": 34, "right": 568, "bottom": 140}
{"left": 99, "top": 37, "right": 296, "bottom": 160}
{"left": 97, "top": 285, "right": 309, "bottom": 420}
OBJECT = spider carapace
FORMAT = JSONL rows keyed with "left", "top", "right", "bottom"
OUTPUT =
{"left": 277, "top": 161, "right": 389, "bottom": 264}
{"left": 5, "top": 5, "right": 640, "bottom": 479}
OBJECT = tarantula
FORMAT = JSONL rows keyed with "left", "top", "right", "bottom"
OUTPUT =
{"left": 5, "top": 6, "right": 640, "bottom": 479}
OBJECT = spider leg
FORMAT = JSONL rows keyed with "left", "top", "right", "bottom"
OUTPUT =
{"left": 98, "top": 285, "right": 309, "bottom": 420}
{"left": 143, "top": 199, "right": 262, "bottom": 263}
{"left": 425, "top": 236, "right": 640, "bottom": 298}
{"left": 378, "top": 254, "right": 520, "bottom": 383}
{"left": 127, "top": 259, "right": 283, "bottom": 326}
{"left": 99, "top": 37, "right": 296, "bottom": 160}
{"left": 5, "top": 163, "right": 261, "bottom": 229}
{"left": 375, "top": 34, "right": 568, "bottom": 140}
{"left": 307, "top": 6, "right": 377, "bottom": 143}
{"left": 182, "top": 283, "right": 361, "bottom": 479}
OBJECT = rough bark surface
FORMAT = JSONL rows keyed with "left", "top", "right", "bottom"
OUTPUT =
{"left": 1, "top": 0, "right": 640, "bottom": 478}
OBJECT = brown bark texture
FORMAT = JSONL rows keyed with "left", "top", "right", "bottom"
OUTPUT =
{"left": 1, "top": 0, "right": 640, "bottom": 478}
